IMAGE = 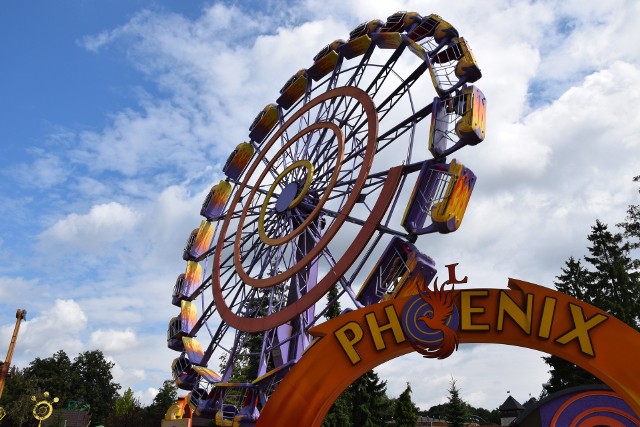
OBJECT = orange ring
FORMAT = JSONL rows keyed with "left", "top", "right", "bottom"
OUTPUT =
{"left": 212, "top": 86, "right": 385, "bottom": 331}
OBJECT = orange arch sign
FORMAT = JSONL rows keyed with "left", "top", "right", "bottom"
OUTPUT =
{"left": 255, "top": 278, "right": 640, "bottom": 427}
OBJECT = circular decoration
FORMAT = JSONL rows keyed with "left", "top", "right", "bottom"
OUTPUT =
{"left": 32, "top": 400, "right": 53, "bottom": 421}
{"left": 402, "top": 294, "right": 460, "bottom": 346}
{"left": 548, "top": 390, "right": 640, "bottom": 426}
{"left": 212, "top": 86, "right": 380, "bottom": 331}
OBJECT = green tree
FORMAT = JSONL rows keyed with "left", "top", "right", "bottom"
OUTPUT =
{"left": 324, "top": 286, "right": 342, "bottom": 320}
{"left": 322, "top": 283, "right": 393, "bottom": 427}
{"left": 444, "top": 378, "right": 468, "bottom": 427}
{"left": 350, "top": 370, "right": 391, "bottom": 427}
{"left": 149, "top": 379, "right": 177, "bottom": 415}
{"left": 543, "top": 257, "right": 600, "bottom": 394}
{"left": 222, "top": 289, "right": 277, "bottom": 383}
{"left": 584, "top": 220, "right": 640, "bottom": 327}
{"left": 552, "top": 257, "right": 590, "bottom": 302}
{"left": 2, "top": 369, "right": 42, "bottom": 427}
{"left": 322, "top": 285, "right": 352, "bottom": 427}
{"left": 72, "top": 350, "right": 121, "bottom": 425}
{"left": 114, "top": 387, "right": 140, "bottom": 416}
{"left": 544, "top": 214, "right": 640, "bottom": 394}
{"left": 322, "top": 388, "right": 353, "bottom": 427}
{"left": 394, "top": 382, "right": 417, "bottom": 427}
{"left": 23, "top": 349, "right": 74, "bottom": 406}
{"left": 618, "top": 175, "right": 640, "bottom": 253}
{"left": 469, "top": 405, "right": 500, "bottom": 425}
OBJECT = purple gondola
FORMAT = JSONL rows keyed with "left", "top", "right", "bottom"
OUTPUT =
{"left": 223, "top": 142, "right": 255, "bottom": 181}
{"left": 183, "top": 221, "right": 214, "bottom": 261}
{"left": 172, "top": 352, "right": 199, "bottom": 390}
{"left": 172, "top": 261, "right": 202, "bottom": 306}
{"left": 201, "top": 180, "right": 232, "bottom": 220}
{"left": 402, "top": 159, "right": 476, "bottom": 235}
{"left": 356, "top": 237, "right": 436, "bottom": 306}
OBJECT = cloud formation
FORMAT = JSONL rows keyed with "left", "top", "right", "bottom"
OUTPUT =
{"left": 38, "top": 202, "right": 139, "bottom": 255}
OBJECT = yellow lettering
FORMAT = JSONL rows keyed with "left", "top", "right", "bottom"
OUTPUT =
{"left": 460, "top": 290, "right": 489, "bottom": 331}
{"left": 365, "top": 305, "right": 406, "bottom": 351}
{"left": 555, "top": 304, "right": 608, "bottom": 357}
{"left": 334, "top": 321, "right": 364, "bottom": 364}
{"left": 497, "top": 291, "right": 533, "bottom": 334}
{"left": 538, "top": 297, "right": 557, "bottom": 339}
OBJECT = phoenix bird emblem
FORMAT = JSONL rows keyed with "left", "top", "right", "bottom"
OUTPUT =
{"left": 409, "top": 276, "right": 459, "bottom": 359}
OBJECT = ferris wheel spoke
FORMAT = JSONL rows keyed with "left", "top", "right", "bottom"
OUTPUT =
{"left": 200, "top": 321, "right": 230, "bottom": 365}
{"left": 344, "top": 44, "right": 376, "bottom": 87}
{"left": 256, "top": 154, "right": 284, "bottom": 182}
{"left": 242, "top": 241, "right": 274, "bottom": 278}
{"left": 309, "top": 202, "right": 409, "bottom": 239}
{"left": 376, "top": 102, "right": 433, "bottom": 153}
{"left": 188, "top": 274, "right": 212, "bottom": 302}
{"left": 227, "top": 203, "right": 266, "bottom": 220}
{"left": 377, "top": 62, "right": 428, "bottom": 123}
{"left": 317, "top": 244, "right": 362, "bottom": 308}
{"left": 365, "top": 44, "right": 408, "bottom": 99}
{"left": 223, "top": 217, "right": 261, "bottom": 251}
{"left": 307, "top": 139, "right": 338, "bottom": 172}
{"left": 190, "top": 300, "right": 217, "bottom": 336}
{"left": 278, "top": 121, "right": 293, "bottom": 169}
{"left": 310, "top": 159, "right": 364, "bottom": 194}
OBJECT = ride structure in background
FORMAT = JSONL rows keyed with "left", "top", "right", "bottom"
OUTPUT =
{"left": 31, "top": 391, "right": 59, "bottom": 427}
{"left": 165, "top": 11, "right": 486, "bottom": 426}
{"left": 0, "top": 309, "right": 27, "bottom": 421}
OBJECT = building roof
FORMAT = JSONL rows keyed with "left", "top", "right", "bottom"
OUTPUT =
{"left": 499, "top": 395, "right": 525, "bottom": 411}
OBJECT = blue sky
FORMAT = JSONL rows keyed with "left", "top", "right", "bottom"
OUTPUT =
{"left": 1, "top": 0, "right": 640, "bottom": 411}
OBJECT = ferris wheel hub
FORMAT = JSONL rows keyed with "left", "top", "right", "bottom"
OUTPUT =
{"left": 275, "top": 182, "right": 300, "bottom": 213}
{"left": 268, "top": 159, "right": 314, "bottom": 214}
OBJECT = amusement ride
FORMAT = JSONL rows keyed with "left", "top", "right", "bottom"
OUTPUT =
{"left": 166, "top": 10, "right": 486, "bottom": 426}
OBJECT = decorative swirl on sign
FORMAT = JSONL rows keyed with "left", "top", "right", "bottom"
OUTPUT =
{"left": 401, "top": 276, "right": 459, "bottom": 359}
{"left": 546, "top": 390, "right": 640, "bottom": 426}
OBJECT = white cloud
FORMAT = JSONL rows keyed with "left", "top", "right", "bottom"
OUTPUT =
{"left": 378, "top": 345, "right": 549, "bottom": 410}
{"left": 13, "top": 151, "right": 69, "bottom": 188}
{"left": 3, "top": 299, "right": 88, "bottom": 362}
{"left": 90, "top": 328, "right": 137, "bottom": 353}
{"left": 0, "top": 276, "right": 42, "bottom": 303}
{"left": 38, "top": 202, "right": 139, "bottom": 254}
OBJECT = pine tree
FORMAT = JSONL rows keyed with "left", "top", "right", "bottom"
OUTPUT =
{"left": 543, "top": 355, "right": 600, "bottom": 394}
{"left": 322, "top": 287, "right": 393, "bottom": 427}
{"left": 444, "top": 379, "right": 468, "bottom": 427}
{"left": 394, "top": 382, "right": 418, "bottom": 427}
{"left": 544, "top": 213, "right": 640, "bottom": 394}
{"left": 324, "top": 286, "right": 342, "bottom": 320}
{"left": 584, "top": 220, "right": 640, "bottom": 328}
{"left": 618, "top": 175, "right": 640, "bottom": 253}
{"left": 552, "top": 257, "right": 590, "bottom": 302}
{"left": 322, "top": 285, "right": 352, "bottom": 427}
{"left": 322, "top": 388, "right": 353, "bottom": 427}
{"left": 543, "top": 257, "right": 601, "bottom": 393}
{"left": 350, "top": 371, "right": 390, "bottom": 426}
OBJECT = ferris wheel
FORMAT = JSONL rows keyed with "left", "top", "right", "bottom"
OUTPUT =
{"left": 167, "top": 11, "right": 486, "bottom": 426}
